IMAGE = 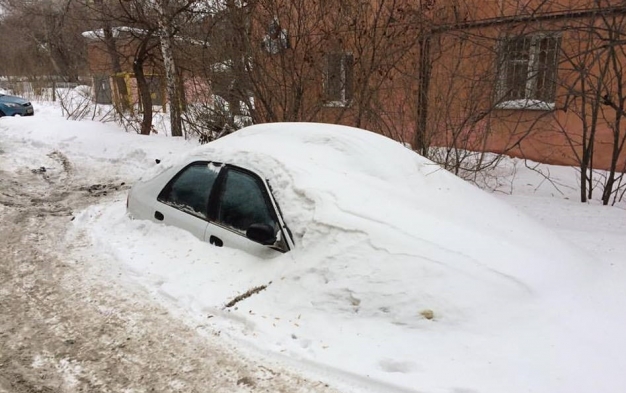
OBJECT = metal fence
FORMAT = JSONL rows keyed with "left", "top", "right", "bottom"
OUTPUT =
{"left": 0, "top": 77, "right": 92, "bottom": 101}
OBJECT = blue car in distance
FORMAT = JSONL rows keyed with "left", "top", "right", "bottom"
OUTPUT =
{"left": 0, "top": 93, "right": 34, "bottom": 116}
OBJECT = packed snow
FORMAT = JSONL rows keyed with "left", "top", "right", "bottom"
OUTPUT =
{"left": 1, "top": 100, "right": 625, "bottom": 393}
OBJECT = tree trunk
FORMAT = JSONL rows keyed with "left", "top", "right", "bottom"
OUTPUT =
{"left": 155, "top": 0, "right": 183, "bottom": 137}
{"left": 103, "top": 26, "right": 131, "bottom": 113}
{"left": 602, "top": 120, "right": 621, "bottom": 205}
{"left": 133, "top": 38, "right": 153, "bottom": 136}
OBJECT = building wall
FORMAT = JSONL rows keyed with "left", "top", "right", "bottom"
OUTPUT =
{"left": 251, "top": 0, "right": 626, "bottom": 171}
{"left": 424, "top": 1, "right": 626, "bottom": 171}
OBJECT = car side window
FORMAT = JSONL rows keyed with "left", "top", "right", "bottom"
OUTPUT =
{"left": 158, "top": 162, "right": 219, "bottom": 219}
{"left": 216, "top": 168, "right": 277, "bottom": 233}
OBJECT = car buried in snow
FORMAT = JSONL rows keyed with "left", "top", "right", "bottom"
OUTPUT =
{"left": 126, "top": 122, "right": 575, "bottom": 266}
{"left": 129, "top": 122, "right": 442, "bottom": 258}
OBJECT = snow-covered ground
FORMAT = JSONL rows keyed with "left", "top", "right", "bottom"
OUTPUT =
{"left": 2, "top": 100, "right": 626, "bottom": 393}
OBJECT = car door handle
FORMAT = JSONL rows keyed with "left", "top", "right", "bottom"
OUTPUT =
{"left": 154, "top": 211, "right": 164, "bottom": 221}
{"left": 209, "top": 235, "right": 223, "bottom": 247}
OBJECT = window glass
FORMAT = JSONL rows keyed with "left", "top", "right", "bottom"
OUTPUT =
{"left": 503, "top": 37, "right": 530, "bottom": 100}
{"left": 325, "top": 52, "right": 354, "bottom": 104}
{"left": 217, "top": 169, "right": 277, "bottom": 233}
{"left": 158, "top": 163, "right": 219, "bottom": 218}
{"left": 498, "top": 35, "right": 560, "bottom": 102}
{"left": 536, "top": 37, "right": 559, "bottom": 102}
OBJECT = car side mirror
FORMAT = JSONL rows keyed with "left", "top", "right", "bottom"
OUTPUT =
{"left": 246, "top": 223, "right": 277, "bottom": 245}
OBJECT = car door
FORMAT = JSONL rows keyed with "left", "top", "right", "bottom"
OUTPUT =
{"left": 154, "top": 161, "right": 221, "bottom": 240}
{"left": 204, "top": 165, "right": 291, "bottom": 258}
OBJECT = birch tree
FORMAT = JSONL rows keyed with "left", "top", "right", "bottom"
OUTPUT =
{"left": 154, "top": 0, "right": 183, "bottom": 136}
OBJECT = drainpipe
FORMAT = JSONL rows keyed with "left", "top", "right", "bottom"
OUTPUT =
{"left": 415, "top": 32, "right": 432, "bottom": 156}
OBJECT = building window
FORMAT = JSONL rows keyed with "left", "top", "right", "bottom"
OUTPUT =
{"left": 496, "top": 34, "right": 560, "bottom": 109}
{"left": 325, "top": 52, "right": 354, "bottom": 107}
{"left": 262, "top": 18, "right": 289, "bottom": 55}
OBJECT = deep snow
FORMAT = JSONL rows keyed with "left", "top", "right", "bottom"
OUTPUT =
{"left": 1, "top": 101, "right": 625, "bottom": 393}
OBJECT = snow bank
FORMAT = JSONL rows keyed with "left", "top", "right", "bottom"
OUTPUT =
{"left": 5, "top": 110, "right": 625, "bottom": 393}
{"left": 74, "top": 123, "right": 622, "bottom": 392}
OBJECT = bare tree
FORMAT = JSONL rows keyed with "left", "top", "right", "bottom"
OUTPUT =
{"left": 195, "top": 0, "right": 424, "bottom": 143}
{"left": 0, "top": 0, "right": 88, "bottom": 80}
{"left": 131, "top": 29, "right": 160, "bottom": 135}
{"left": 555, "top": 2, "right": 626, "bottom": 204}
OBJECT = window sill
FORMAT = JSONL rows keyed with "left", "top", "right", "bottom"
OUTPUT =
{"left": 323, "top": 100, "right": 352, "bottom": 108}
{"left": 495, "top": 99, "right": 555, "bottom": 111}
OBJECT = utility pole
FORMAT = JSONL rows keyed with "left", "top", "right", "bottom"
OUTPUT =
{"left": 415, "top": 32, "right": 432, "bottom": 156}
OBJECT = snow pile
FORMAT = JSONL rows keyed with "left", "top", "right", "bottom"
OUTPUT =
{"left": 0, "top": 103, "right": 194, "bottom": 179}
{"left": 75, "top": 123, "right": 622, "bottom": 392}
